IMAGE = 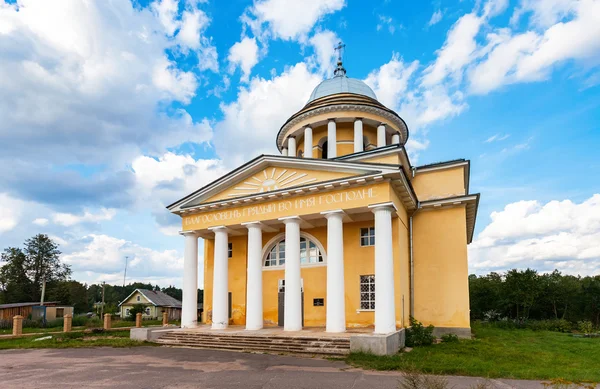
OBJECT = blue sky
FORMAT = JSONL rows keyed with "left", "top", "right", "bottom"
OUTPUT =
{"left": 0, "top": 0, "right": 599, "bottom": 287}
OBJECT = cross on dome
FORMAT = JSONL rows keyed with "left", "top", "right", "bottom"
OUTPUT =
{"left": 333, "top": 41, "right": 347, "bottom": 77}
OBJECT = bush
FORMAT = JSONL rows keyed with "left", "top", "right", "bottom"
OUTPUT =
{"left": 85, "top": 317, "right": 103, "bottom": 328}
{"left": 526, "top": 319, "right": 572, "bottom": 333}
{"left": 578, "top": 320, "right": 593, "bottom": 335}
{"left": 441, "top": 333, "right": 459, "bottom": 343}
{"left": 405, "top": 317, "right": 435, "bottom": 347}
{"left": 72, "top": 315, "right": 89, "bottom": 327}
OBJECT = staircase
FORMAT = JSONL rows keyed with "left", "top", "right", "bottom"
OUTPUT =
{"left": 156, "top": 331, "right": 351, "bottom": 356}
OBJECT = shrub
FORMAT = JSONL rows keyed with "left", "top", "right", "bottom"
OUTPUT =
{"left": 72, "top": 315, "right": 90, "bottom": 327}
{"left": 527, "top": 319, "right": 572, "bottom": 333}
{"left": 127, "top": 304, "right": 147, "bottom": 321}
{"left": 405, "top": 317, "right": 435, "bottom": 347}
{"left": 578, "top": 320, "right": 593, "bottom": 335}
{"left": 85, "top": 317, "right": 103, "bottom": 328}
{"left": 441, "top": 333, "right": 459, "bottom": 343}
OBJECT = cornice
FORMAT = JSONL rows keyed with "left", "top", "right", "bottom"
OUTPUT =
{"left": 277, "top": 103, "right": 409, "bottom": 150}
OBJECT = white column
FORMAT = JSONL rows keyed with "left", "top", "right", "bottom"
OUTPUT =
{"left": 391, "top": 132, "right": 400, "bottom": 144}
{"left": 244, "top": 222, "right": 263, "bottom": 330}
{"left": 281, "top": 217, "right": 302, "bottom": 331}
{"left": 288, "top": 137, "right": 296, "bottom": 157}
{"left": 377, "top": 124, "right": 386, "bottom": 148}
{"left": 354, "top": 118, "right": 363, "bottom": 153}
{"left": 211, "top": 227, "right": 229, "bottom": 329}
{"left": 304, "top": 127, "right": 313, "bottom": 158}
{"left": 322, "top": 210, "right": 346, "bottom": 332}
{"left": 282, "top": 147, "right": 288, "bottom": 156}
{"left": 371, "top": 204, "right": 396, "bottom": 334}
{"left": 327, "top": 119, "right": 337, "bottom": 158}
{"left": 181, "top": 231, "right": 199, "bottom": 328}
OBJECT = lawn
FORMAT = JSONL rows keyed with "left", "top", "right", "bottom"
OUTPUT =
{"left": 0, "top": 330, "right": 152, "bottom": 349}
{"left": 346, "top": 323, "right": 600, "bottom": 382}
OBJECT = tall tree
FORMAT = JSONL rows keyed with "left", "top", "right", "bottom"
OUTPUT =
{"left": 23, "top": 234, "right": 70, "bottom": 301}
{"left": 0, "top": 248, "right": 33, "bottom": 303}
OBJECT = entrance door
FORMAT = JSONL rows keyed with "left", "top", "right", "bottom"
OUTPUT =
{"left": 277, "top": 279, "right": 304, "bottom": 327}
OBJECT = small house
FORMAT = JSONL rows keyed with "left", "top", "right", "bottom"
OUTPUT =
{"left": 118, "top": 289, "right": 201, "bottom": 321}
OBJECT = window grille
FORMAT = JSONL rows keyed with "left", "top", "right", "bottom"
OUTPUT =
{"left": 360, "top": 275, "right": 375, "bottom": 310}
{"left": 360, "top": 227, "right": 375, "bottom": 246}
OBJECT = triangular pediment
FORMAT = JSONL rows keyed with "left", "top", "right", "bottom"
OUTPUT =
{"left": 167, "top": 155, "right": 402, "bottom": 212}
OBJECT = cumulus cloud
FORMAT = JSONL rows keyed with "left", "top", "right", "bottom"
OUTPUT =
{"left": 214, "top": 63, "right": 322, "bottom": 166}
{"left": 469, "top": 194, "right": 600, "bottom": 275}
{"left": 243, "top": 0, "right": 346, "bottom": 42}
{"left": 228, "top": 36, "right": 260, "bottom": 82}
{"left": 0, "top": 0, "right": 214, "bottom": 167}
{"left": 62, "top": 234, "right": 186, "bottom": 286}
{"left": 376, "top": 15, "right": 401, "bottom": 34}
{"left": 469, "top": 0, "right": 600, "bottom": 94}
{"left": 307, "top": 30, "right": 339, "bottom": 76}
{"left": 0, "top": 193, "right": 23, "bottom": 234}
{"left": 52, "top": 209, "right": 117, "bottom": 227}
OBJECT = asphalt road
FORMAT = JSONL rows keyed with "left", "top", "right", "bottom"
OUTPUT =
{"left": 0, "top": 346, "right": 548, "bottom": 389}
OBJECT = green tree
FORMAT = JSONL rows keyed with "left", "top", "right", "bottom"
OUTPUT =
{"left": 504, "top": 268, "right": 541, "bottom": 321}
{"left": 0, "top": 248, "right": 33, "bottom": 303}
{"left": 127, "top": 304, "right": 147, "bottom": 320}
{"left": 23, "top": 234, "right": 70, "bottom": 301}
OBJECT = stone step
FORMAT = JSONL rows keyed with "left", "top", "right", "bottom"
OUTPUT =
{"left": 161, "top": 335, "right": 349, "bottom": 346}
{"left": 165, "top": 333, "right": 350, "bottom": 344}
{"left": 157, "top": 340, "right": 350, "bottom": 355}
{"left": 158, "top": 339, "right": 349, "bottom": 351}
{"left": 155, "top": 332, "right": 351, "bottom": 356}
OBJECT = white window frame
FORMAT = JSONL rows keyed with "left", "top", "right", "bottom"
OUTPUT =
{"left": 359, "top": 275, "right": 375, "bottom": 311}
{"left": 262, "top": 232, "right": 327, "bottom": 270}
{"left": 136, "top": 295, "right": 141, "bottom": 302}
{"left": 360, "top": 227, "right": 375, "bottom": 247}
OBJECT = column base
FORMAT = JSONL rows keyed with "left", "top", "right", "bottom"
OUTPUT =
{"left": 211, "top": 323, "right": 228, "bottom": 330}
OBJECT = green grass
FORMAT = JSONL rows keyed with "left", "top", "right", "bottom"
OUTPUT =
{"left": 0, "top": 330, "right": 152, "bottom": 349}
{"left": 346, "top": 324, "right": 600, "bottom": 382}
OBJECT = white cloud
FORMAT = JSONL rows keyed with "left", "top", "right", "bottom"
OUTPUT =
{"left": 214, "top": 63, "right": 322, "bottom": 166}
{"left": 422, "top": 12, "right": 485, "bottom": 87}
{"left": 469, "top": 194, "right": 600, "bottom": 275}
{"left": 33, "top": 218, "right": 49, "bottom": 226}
{"left": 152, "top": 0, "right": 180, "bottom": 36}
{"left": 243, "top": 0, "right": 346, "bottom": 42}
{"left": 469, "top": 0, "right": 600, "bottom": 94}
{"left": 0, "top": 0, "right": 214, "bottom": 167}
{"left": 377, "top": 15, "right": 400, "bottom": 34}
{"left": 428, "top": 10, "right": 443, "bottom": 26}
{"left": 485, "top": 133, "right": 510, "bottom": 142}
{"left": 52, "top": 208, "right": 117, "bottom": 227}
{"left": 307, "top": 30, "right": 339, "bottom": 76}
{"left": 0, "top": 193, "right": 23, "bottom": 233}
{"left": 228, "top": 36, "right": 260, "bottom": 82}
{"left": 511, "top": 0, "right": 579, "bottom": 28}
{"left": 365, "top": 54, "right": 419, "bottom": 110}
{"left": 62, "top": 234, "right": 185, "bottom": 285}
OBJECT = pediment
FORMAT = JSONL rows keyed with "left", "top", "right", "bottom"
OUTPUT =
{"left": 167, "top": 155, "right": 401, "bottom": 212}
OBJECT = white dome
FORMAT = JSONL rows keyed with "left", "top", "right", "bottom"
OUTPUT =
{"left": 307, "top": 76, "right": 378, "bottom": 103}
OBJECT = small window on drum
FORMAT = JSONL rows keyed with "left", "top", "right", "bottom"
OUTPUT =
{"left": 313, "top": 298, "right": 324, "bottom": 307}
{"left": 297, "top": 149, "right": 303, "bottom": 157}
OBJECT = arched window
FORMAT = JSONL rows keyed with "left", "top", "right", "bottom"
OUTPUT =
{"left": 297, "top": 149, "right": 303, "bottom": 157}
{"left": 264, "top": 235, "right": 325, "bottom": 267}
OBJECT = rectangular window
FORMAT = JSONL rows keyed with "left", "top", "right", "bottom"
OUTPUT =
{"left": 360, "top": 275, "right": 375, "bottom": 310}
{"left": 228, "top": 243, "right": 233, "bottom": 258}
{"left": 360, "top": 227, "right": 375, "bottom": 246}
{"left": 313, "top": 298, "right": 324, "bottom": 307}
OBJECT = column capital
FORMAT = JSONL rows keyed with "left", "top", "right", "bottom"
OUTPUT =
{"left": 368, "top": 202, "right": 397, "bottom": 213}
{"left": 208, "top": 225, "right": 228, "bottom": 231}
{"left": 378, "top": 122, "right": 387, "bottom": 127}
{"left": 354, "top": 117, "right": 363, "bottom": 121}
{"left": 327, "top": 118, "right": 337, "bottom": 122}
{"left": 304, "top": 125, "right": 312, "bottom": 130}
{"left": 180, "top": 230, "right": 199, "bottom": 237}
{"left": 278, "top": 216, "right": 301, "bottom": 224}
{"left": 320, "top": 209, "right": 345, "bottom": 219}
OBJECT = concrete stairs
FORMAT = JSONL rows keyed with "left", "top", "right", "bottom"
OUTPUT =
{"left": 156, "top": 331, "right": 351, "bottom": 356}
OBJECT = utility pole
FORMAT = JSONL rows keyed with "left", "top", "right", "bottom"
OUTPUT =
{"left": 40, "top": 277, "right": 46, "bottom": 306}
{"left": 100, "top": 281, "right": 105, "bottom": 318}
{"left": 123, "top": 256, "right": 129, "bottom": 287}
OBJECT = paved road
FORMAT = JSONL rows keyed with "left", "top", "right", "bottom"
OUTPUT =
{"left": 0, "top": 347, "right": 548, "bottom": 389}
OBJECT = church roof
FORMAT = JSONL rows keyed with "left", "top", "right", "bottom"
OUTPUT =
{"left": 307, "top": 76, "right": 378, "bottom": 103}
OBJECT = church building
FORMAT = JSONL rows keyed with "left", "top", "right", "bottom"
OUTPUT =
{"left": 167, "top": 55, "right": 479, "bottom": 339}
